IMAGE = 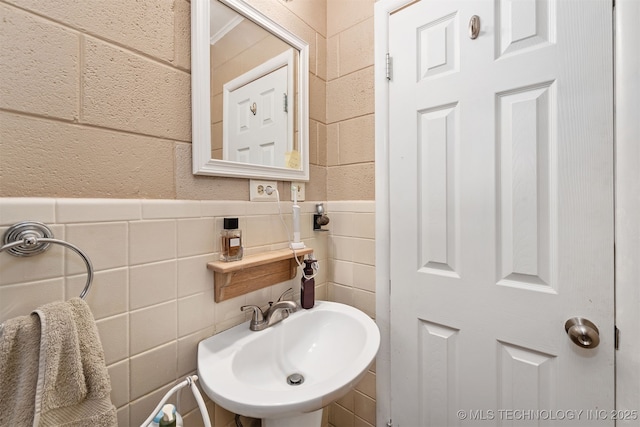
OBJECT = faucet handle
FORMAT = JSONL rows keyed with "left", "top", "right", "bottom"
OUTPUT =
{"left": 241, "top": 305, "right": 264, "bottom": 320}
{"left": 277, "top": 287, "right": 294, "bottom": 302}
{"left": 241, "top": 305, "right": 267, "bottom": 331}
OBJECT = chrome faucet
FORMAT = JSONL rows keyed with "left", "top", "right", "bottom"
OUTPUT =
{"left": 240, "top": 288, "right": 301, "bottom": 331}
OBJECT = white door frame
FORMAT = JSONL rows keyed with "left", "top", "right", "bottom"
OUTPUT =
{"left": 374, "top": 0, "right": 640, "bottom": 425}
{"left": 613, "top": 0, "right": 640, "bottom": 424}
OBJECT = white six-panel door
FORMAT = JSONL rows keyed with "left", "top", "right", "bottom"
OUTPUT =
{"left": 388, "top": 0, "right": 614, "bottom": 425}
{"left": 225, "top": 65, "right": 289, "bottom": 166}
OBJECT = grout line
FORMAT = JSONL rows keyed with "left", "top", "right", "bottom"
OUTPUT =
{"left": 326, "top": 64, "right": 373, "bottom": 85}
{"left": 78, "top": 35, "right": 84, "bottom": 123}
{"left": 0, "top": 107, "right": 192, "bottom": 144}
{"left": 1, "top": 1, "right": 187, "bottom": 73}
{"left": 325, "top": 111, "right": 375, "bottom": 127}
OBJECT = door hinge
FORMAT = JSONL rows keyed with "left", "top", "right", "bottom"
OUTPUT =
{"left": 615, "top": 326, "right": 620, "bottom": 350}
{"left": 283, "top": 93, "right": 288, "bottom": 113}
{"left": 386, "top": 53, "right": 393, "bottom": 81}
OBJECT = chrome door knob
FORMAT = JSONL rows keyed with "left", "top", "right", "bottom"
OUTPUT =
{"left": 565, "top": 317, "right": 600, "bottom": 349}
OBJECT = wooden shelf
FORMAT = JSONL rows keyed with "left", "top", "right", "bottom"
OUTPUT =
{"left": 207, "top": 247, "right": 313, "bottom": 302}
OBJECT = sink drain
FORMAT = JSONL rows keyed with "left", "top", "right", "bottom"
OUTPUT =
{"left": 287, "top": 373, "right": 305, "bottom": 386}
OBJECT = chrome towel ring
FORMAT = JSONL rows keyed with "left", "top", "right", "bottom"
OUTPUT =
{"left": 0, "top": 221, "right": 94, "bottom": 300}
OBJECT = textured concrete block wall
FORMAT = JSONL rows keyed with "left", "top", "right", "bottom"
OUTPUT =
{"left": 0, "top": 0, "right": 329, "bottom": 201}
{"left": 326, "top": 0, "right": 375, "bottom": 201}
{"left": 0, "top": 0, "right": 191, "bottom": 198}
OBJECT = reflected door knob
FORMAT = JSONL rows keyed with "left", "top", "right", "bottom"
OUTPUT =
{"left": 469, "top": 15, "right": 480, "bottom": 39}
{"left": 565, "top": 317, "right": 600, "bottom": 349}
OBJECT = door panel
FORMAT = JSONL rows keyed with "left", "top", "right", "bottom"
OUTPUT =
{"left": 226, "top": 66, "right": 288, "bottom": 166}
{"left": 418, "top": 103, "right": 460, "bottom": 277}
{"left": 389, "top": 1, "right": 613, "bottom": 425}
{"left": 497, "top": 82, "right": 555, "bottom": 291}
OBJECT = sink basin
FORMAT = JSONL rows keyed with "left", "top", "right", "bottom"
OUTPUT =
{"left": 197, "top": 300, "right": 380, "bottom": 426}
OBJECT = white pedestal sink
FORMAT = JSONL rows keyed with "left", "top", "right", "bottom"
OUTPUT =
{"left": 197, "top": 301, "right": 380, "bottom": 427}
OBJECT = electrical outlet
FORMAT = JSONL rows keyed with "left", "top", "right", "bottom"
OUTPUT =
{"left": 249, "top": 180, "right": 278, "bottom": 201}
{"left": 292, "top": 182, "right": 305, "bottom": 201}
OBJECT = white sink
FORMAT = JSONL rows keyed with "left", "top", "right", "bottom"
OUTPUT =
{"left": 197, "top": 301, "right": 380, "bottom": 427}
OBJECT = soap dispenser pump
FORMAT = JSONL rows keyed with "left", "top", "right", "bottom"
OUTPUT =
{"left": 158, "top": 404, "right": 178, "bottom": 427}
{"left": 300, "top": 258, "right": 316, "bottom": 309}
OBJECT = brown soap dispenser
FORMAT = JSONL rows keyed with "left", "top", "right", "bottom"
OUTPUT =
{"left": 301, "top": 258, "right": 316, "bottom": 309}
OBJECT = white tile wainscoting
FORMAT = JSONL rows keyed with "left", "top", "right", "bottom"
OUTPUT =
{"left": 0, "top": 198, "right": 376, "bottom": 427}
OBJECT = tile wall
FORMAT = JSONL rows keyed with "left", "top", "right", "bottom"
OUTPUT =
{"left": 0, "top": 198, "right": 328, "bottom": 426}
{"left": 326, "top": 201, "right": 377, "bottom": 427}
{"left": 0, "top": 198, "right": 375, "bottom": 427}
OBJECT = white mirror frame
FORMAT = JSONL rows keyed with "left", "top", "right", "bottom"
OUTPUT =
{"left": 191, "top": 0, "right": 310, "bottom": 181}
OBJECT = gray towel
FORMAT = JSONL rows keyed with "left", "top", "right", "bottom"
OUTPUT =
{"left": 0, "top": 298, "right": 117, "bottom": 427}
{"left": 0, "top": 312, "right": 41, "bottom": 426}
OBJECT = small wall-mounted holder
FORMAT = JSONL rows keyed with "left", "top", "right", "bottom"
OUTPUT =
{"left": 207, "top": 247, "right": 313, "bottom": 302}
{"left": 313, "top": 203, "right": 330, "bottom": 231}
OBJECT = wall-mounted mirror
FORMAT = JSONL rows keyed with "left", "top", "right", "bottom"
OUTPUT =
{"left": 192, "top": 0, "right": 309, "bottom": 180}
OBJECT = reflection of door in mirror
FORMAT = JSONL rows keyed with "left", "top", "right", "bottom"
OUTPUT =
{"left": 210, "top": 0, "right": 299, "bottom": 168}
{"left": 225, "top": 64, "right": 289, "bottom": 166}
